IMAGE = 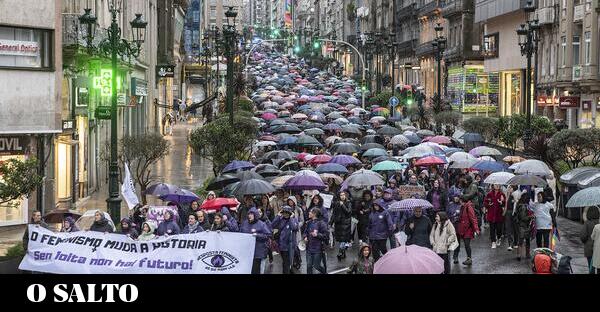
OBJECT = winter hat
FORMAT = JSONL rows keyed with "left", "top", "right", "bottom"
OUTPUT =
{"left": 384, "top": 188, "right": 394, "bottom": 194}
{"left": 281, "top": 205, "right": 294, "bottom": 214}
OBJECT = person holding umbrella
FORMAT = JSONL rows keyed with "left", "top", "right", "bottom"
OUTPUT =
{"left": 405, "top": 207, "right": 432, "bottom": 248}
{"left": 515, "top": 193, "right": 534, "bottom": 261}
{"left": 240, "top": 207, "right": 272, "bottom": 274}
{"left": 368, "top": 200, "right": 395, "bottom": 261}
{"left": 330, "top": 191, "right": 353, "bottom": 261}
{"left": 271, "top": 206, "right": 299, "bottom": 274}
{"left": 303, "top": 208, "right": 329, "bottom": 274}
{"left": 457, "top": 196, "right": 480, "bottom": 266}
{"left": 484, "top": 185, "right": 506, "bottom": 249}
{"left": 354, "top": 190, "right": 373, "bottom": 245}
{"left": 580, "top": 206, "right": 599, "bottom": 273}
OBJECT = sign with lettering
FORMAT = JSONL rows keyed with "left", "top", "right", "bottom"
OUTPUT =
{"left": 559, "top": 96, "right": 580, "bottom": 108}
{"left": 0, "top": 39, "right": 40, "bottom": 57}
{"left": 397, "top": 185, "right": 426, "bottom": 200}
{"left": 0, "top": 136, "right": 29, "bottom": 155}
{"left": 62, "top": 120, "right": 74, "bottom": 131}
{"left": 96, "top": 106, "right": 111, "bottom": 120}
{"left": 156, "top": 65, "right": 175, "bottom": 78}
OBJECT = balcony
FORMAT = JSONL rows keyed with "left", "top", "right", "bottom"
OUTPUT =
{"left": 441, "top": 0, "right": 464, "bottom": 18}
{"left": 574, "top": 4, "right": 584, "bottom": 23}
{"left": 415, "top": 41, "right": 436, "bottom": 57}
{"left": 418, "top": 1, "right": 440, "bottom": 17}
{"left": 573, "top": 65, "right": 583, "bottom": 81}
{"left": 62, "top": 14, "right": 85, "bottom": 47}
{"left": 535, "top": 6, "right": 555, "bottom": 25}
{"left": 397, "top": 39, "right": 418, "bottom": 56}
{"left": 397, "top": 3, "right": 418, "bottom": 20}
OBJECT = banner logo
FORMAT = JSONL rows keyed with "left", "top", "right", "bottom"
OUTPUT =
{"left": 198, "top": 251, "right": 239, "bottom": 272}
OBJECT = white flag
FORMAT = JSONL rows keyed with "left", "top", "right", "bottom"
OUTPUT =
{"left": 121, "top": 162, "right": 140, "bottom": 210}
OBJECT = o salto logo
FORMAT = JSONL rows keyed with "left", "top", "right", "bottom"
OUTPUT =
{"left": 198, "top": 251, "right": 239, "bottom": 271}
{"left": 26, "top": 284, "right": 138, "bottom": 303}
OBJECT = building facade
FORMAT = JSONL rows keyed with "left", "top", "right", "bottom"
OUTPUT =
{"left": 0, "top": 0, "right": 62, "bottom": 225}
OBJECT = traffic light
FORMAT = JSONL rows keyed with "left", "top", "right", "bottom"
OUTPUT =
{"left": 313, "top": 40, "right": 321, "bottom": 49}
{"left": 406, "top": 88, "right": 414, "bottom": 105}
{"left": 294, "top": 46, "right": 301, "bottom": 53}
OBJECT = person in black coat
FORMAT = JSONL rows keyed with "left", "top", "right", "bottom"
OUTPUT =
{"left": 405, "top": 207, "right": 432, "bottom": 248}
{"left": 330, "top": 191, "right": 353, "bottom": 261}
{"left": 354, "top": 190, "right": 373, "bottom": 244}
{"left": 90, "top": 211, "right": 114, "bottom": 233}
{"left": 119, "top": 218, "right": 138, "bottom": 239}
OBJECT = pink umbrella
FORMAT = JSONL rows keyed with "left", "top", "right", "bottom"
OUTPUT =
{"left": 374, "top": 245, "right": 444, "bottom": 274}
{"left": 308, "top": 154, "right": 333, "bottom": 165}
{"left": 423, "top": 136, "right": 452, "bottom": 145}
{"left": 261, "top": 112, "right": 277, "bottom": 120}
{"left": 415, "top": 156, "right": 447, "bottom": 166}
{"left": 296, "top": 152, "right": 312, "bottom": 161}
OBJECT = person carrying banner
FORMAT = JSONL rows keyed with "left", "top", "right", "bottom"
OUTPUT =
{"left": 137, "top": 221, "right": 156, "bottom": 241}
{"left": 119, "top": 218, "right": 139, "bottom": 239}
{"left": 182, "top": 214, "right": 204, "bottom": 234}
{"left": 240, "top": 207, "right": 272, "bottom": 274}
{"left": 210, "top": 212, "right": 231, "bottom": 232}
{"left": 23, "top": 211, "right": 49, "bottom": 252}
{"left": 90, "top": 211, "right": 114, "bottom": 233}
{"left": 195, "top": 209, "right": 212, "bottom": 231}
{"left": 156, "top": 210, "right": 181, "bottom": 236}
{"left": 60, "top": 216, "right": 79, "bottom": 233}
{"left": 271, "top": 205, "right": 299, "bottom": 274}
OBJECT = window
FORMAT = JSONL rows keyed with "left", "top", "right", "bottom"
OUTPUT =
{"left": 586, "top": 0, "right": 592, "bottom": 11}
{"left": 0, "top": 26, "right": 53, "bottom": 69}
{"left": 573, "top": 35, "right": 581, "bottom": 65}
{"left": 483, "top": 33, "right": 499, "bottom": 58}
{"left": 585, "top": 31, "right": 591, "bottom": 64}
{"left": 562, "top": 0, "right": 567, "bottom": 17}
{"left": 561, "top": 36, "right": 566, "bottom": 67}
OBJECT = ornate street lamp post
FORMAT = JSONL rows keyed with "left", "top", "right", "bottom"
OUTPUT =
{"left": 224, "top": 7, "right": 238, "bottom": 125}
{"left": 202, "top": 33, "right": 211, "bottom": 97}
{"left": 516, "top": 0, "right": 540, "bottom": 148}
{"left": 79, "top": 0, "right": 147, "bottom": 224}
{"left": 432, "top": 23, "right": 446, "bottom": 101}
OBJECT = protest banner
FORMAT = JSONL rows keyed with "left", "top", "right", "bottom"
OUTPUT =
{"left": 398, "top": 185, "right": 426, "bottom": 199}
{"left": 147, "top": 206, "right": 179, "bottom": 223}
{"left": 19, "top": 225, "right": 255, "bottom": 274}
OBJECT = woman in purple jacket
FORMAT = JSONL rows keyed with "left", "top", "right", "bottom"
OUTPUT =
{"left": 271, "top": 206, "right": 299, "bottom": 274}
{"left": 303, "top": 208, "right": 329, "bottom": 274}
{"left": 240, "top": 207, "right": 272, "bottom": 274}
{"left": 368, "top": 200, "right": 395, "bottom": 261}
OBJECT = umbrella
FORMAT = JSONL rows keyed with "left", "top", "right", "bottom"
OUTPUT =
{"left": 372, "top": 160, "right": 407, "bottom": 172}
{"left": 283, "top": 175, "right": 327, "bottom": 191}
{"left": 369, "top": 116, "right": 386, "bottom": 123}
{"left": 469, "top": 146, "right": 502, "bottom": 157}
{"left": 510, "top": 159, "right": 553, "bottom": 178}
{"left": 160, "top": 188, "right": 200, "bottom": 204}
{"left": 75, "top": 210, "right": 116, "bottom": 232}
{"left": 402, "top": 145, "right": 435, "bottom": 159}
{"left": 280, "top": 159, "right": 300, "bottom": 170}
{"left": 223, "top": 160, "right": 255, "bottom": 173}
{"left": 276, "top": 136, "right": 298, "bottom": 146}
{"left": 388, "top": 199, "right": 433, "bottom": 212}
{"left": 327, "top": 112, "right": 345, "bottom": 119}
{"left": 506, "top": 174, "right": 548, "bottom": 187}
{"left": 254, "top": 140, "right": 278, "bottom": 148}
{"left": 449, "top": 159, "right": 479, "bottom": 169}
{"left": 307, "top": 154, "right": 332, "bottom": 165}
{"left": 483, "top": 172, "right": 516, "bottom": 185}
{"left": 304, "top": 128, "right": 325, "bottom": 136}
{"left": 390, "top": 135, "right": 410, "bottom": 146}
{"left": 373, "top": 245, "right": 444, "bottom": 274}
{"left": 470, "top": 160, "right": 507, "bottom": 172}
{"left": 329, "top": 142, "right": 361, "bottom": 155}
{"left": 415, "top": 156, "right": 447, "bottom": 166}
{"left": 145, "top": 183, "right": 181, "bottom": 196}
{"left": 272, "top": 124, "right": 302, "bottom": 134}
{"left": 294, "top": 169, "right": 322, "bottom": 180}
{"left": 566, "top": 187, "right": 600, "bottom": 208}
{"left": 503, "top": 155, "right": 527, "bottom": 164}
{"left": 237, "top": 170, "right": 264, "bottom": 181}
{"left": 341, "top": 124, "right": 362, "bottom": 135}
{"left": 361, "top": 135, "right": 384, "bottom": 145}
{"left": 344, "top": 169, "right": 385, "bottom": 187}
{"left": 423, "top": 136, "right": 452, "bottom": 145}
{"left": 292, "top": 113, "right": 308, "bottom": 120}
{"left": 43, "top": 209, "right": 82, "bottom": 224}
{"left": 360, "top": 143, "right": 386, "bottom": 151}
{"left": 315, "top": 163, "right": 349, "bottom": 174}
{"left": 477, "top": 156, "right": 496, "bottom": 162}
{"left": 323, "top": 123, "right": 342, "bottom": 131}
{"left": 261, "top": 112, "right": 277, "bottom": 120}
{"left": 372, "top": 155, "right": 397, "bottom": 163}
{"left": 319, "top": 173, "right": 344, "bottom": 185}
{"left": 325, "top": 135, "right": 343, "bottom": 145}
{"left": 206, "top": 174, "right": 241, "bottom": 190}
{"left": 416, "top": 129, "right": 435, "bottom": 137}
{"left": 329, "top": 154, "right": 362, "bottom": 166}
{"left": 363, "top": 148, "right": 388, "bottom": 158}
{"left": 262, "top": 150, "right": 297, "bottom": 160}
{"left": 402, "top": 132, "right": 422, "bottom": 144}
{"left": 234, "top": 179, "right": 276, "bottom": 196}
{"left": 295, "top": 135, "right": 323, "bottom": 147}
{"left": 271, "top": 175, "right": 295, "bottom": 188}
{"left": 461, "top": 132, "right": 484, "bottom": 142}
{"left": 334, "top": 117, "right": 350, "bottom": 125}
{"left": 377, "top": 125, "right": 401, "bottom": 136}
{"left": 448, "top": 152, "right": 476, "bottom": 162}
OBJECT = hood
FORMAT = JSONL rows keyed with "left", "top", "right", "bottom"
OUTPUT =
{"left": 310, "top": 194, "right": 324, "bottom": 207}
{"left": 384, "top": 188, "right": 394, "bottom": 194}
{"left": 373, "top": 199, "right": 385, "bottom": 210}
{"left": 94, "top": 214, "right": 108, "bottom": 225}
{"left": 286, "top": 195, "right": 297, "bottom": 206}
{"left": 207, "top": 191, "right": 216, "bottom": 199}
{"left": 64, "top": 216, "right": 77, "bottom": 228}
{"left": 120, "top": 218, "right": 133, "bottom": 232}
{"left": 248, "top": 207, "right": 260, "bottom": 223}
{"left": 281, "top": 205, "right": 294, "bottom": 214}
{"left": 220, "top": 206, "right": 232, "bottom": 218}
{"left": 142, "top": 221, "right": 156, "bottom": 234}
{"left": 358, "top": 242, "right": 371, "bottom": 259}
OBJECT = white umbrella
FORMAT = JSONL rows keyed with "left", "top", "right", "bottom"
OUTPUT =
{"left": 74, "top": 209, "right": 116, "bottom": 232}
{"left": 402, "top": 145, "right": 435, "bottom": 159}
{"left": 484, "top": 172, "right": 516, "bottom": 185}
{"left": 448, "top": 152, "right": 476, "bottom": 162}
{"left": 478, "top": 156, "right": 496, "bottom": 162}
{"left": 510, "top": 159, "right": 553, "bottom": 178}
{"left": 390, "top": 135, "right": 410, "bottom": 146}
{"left": 295, "top": 169, "right": 321, "bottom": 179}
{"left": 255, "top": 141, "right": 277, "bottom": 147}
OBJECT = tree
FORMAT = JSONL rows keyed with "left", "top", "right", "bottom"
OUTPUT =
{"left": 0, "top": 158, "right": 43, "bottom": 205}
{"left": 497, "top": 116, "right": 520, "bottom": 155}
{"left": 189, "top": 113, "right": 259, "bottom": 175}
{"left": 434, "top": 110, "right": 462, "bottom": 137}
{"left": 409, "top": 103, "right": 431, "bottom": 130}
{"left": 462, "top": 116, "right": 498, "bottom": 143}
{"left": 548, "top": 128, "right": 600, "bottom": 170}
{"left": 497, "top": 114, "right": 556, "bottom": 155}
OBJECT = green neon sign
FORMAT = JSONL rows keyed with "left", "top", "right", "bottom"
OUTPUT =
{"left": 93, "top": 69, "right": 122, "bottom": 97}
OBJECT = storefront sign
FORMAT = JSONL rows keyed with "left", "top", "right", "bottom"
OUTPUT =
{"left": 0, "top": 39, "right": 40, "bottom": 57}
{"left": 537, "top": 96, "right": 548, "bottom": 106}
{"left": 156, "top": 65, "right": 175, "bottom": 78}
{"left": 0, "top": 136, "right": 29, "bottom": 155}
{"left": 96, "top": 106, "right": 111, "bottom": 120}
{"left": 131, "top": 78, "right": 148, "bottom": 96}
{"left": 559, "top": 96, "right": 580, "bottom": 108}
{"left": 582, "top": 100, "right": 592, "bottom": 110}
{"left": 62, "top": 120, "right": 74, "bottom": 131}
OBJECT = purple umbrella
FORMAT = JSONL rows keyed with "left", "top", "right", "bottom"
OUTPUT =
{"left": 388, "top": 199, "right": 433, "bottom": 212}
{"left": 223, "top": 160, "right": 255, "bottom": 173}
{"left": 282, "top": 175, "right": 326, "bottom": 191}
{"left": 159, "top": 188, "right": 200, "bottom": 204}
{"left": 144, "top": 183, "right": 181, "bottom": 196}
{"left": 329, "top": 155, "right": 362, "bottom": 166}
{"left": 374, "top": 245, "right": 444, "bottom": 274}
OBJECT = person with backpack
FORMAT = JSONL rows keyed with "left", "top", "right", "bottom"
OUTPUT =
{"left": 580, "top": 206, "right": 599, "bottom": 274}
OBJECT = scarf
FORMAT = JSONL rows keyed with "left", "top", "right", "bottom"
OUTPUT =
{"left": 187, "top": 221, "right": 199, "bottom": 232}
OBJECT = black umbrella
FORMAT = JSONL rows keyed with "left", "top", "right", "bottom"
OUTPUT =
{"left": 341, "top": 124, "right": 362, "bottom": 135}
{"left": 360, "top": 142, "right": 386, "bottom": 151}
{"left": 262, "top": 150, "right": 297, "bottom": 160}
{"left": 361, "top": 134, "right": 384, "bottom": 145}
{"left": 234, "top": 179, "right": 276, "bottom": 197}
{"left": 278, "top": 170, "right": 298, "bottom": 176}
{"left": 271, "top": 124, "right": 302, "bottom": 134}
{"left": 206, "top": 174, "right": 241, "bottom": 190}
{"left": 43, "top": 209, "right": 82, "bottom": 224}
{"left": 377, "top": 125, "right": 401, "bottom": 136}
{"left": 295, "top": 135, "right": 323, "bottom": 147}
{"left": 329, "top": 142, "right": 361, "bottom": 155}
{"left": 237, "top": 170, "right": 264, "bottom": 181}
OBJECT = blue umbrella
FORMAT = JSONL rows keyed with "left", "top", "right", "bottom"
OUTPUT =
{"left": 471, "top": 160, "right": 507, "bottom": 173}
{"left": 363, "top": 148, "right": 388, "bottom": 158}
{"left": 159, "top": 188, "right": 200, "bottom": 204}
{"left": 223, "top": 160, "right": 255, "bottom": 173}
{"left": 323, "top": 123, "right": 342, "bottom": 131}
{"left": 315, "top": 163, "right": 349, "bottom": 174}
{"left": 277, "top": 136, "right": 298, "bottom": 146}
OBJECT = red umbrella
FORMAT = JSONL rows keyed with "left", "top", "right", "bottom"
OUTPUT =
{"left": 296, "top": 152, "right": 312, "bottom": 161}
{"left": 308, "top": 154, "right": 332, "bottom": 165}
{"left": 261, "top": 112, "right": 277, "bottom": 120}
{"left": 201, "top": 197, "right": 240, "bottom": 211}
{"left": 423, "top": 136, "right": 452, "bottom": 145}
{"left": 415, "top": 156, "right": 447, "bottom": 167}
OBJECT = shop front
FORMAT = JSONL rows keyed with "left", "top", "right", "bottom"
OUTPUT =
{"left": 559, "top": 95, "right": 580, "bottom": 129}
{"left": 0, "top": 135, "right": 32, "bottom": 226}
{"left": 447, "top": 65, "right": 499, "bottom": 115}
{"left": 54, "top": 120, "right": 78, "bottom": 209}
{"left": 499, "top": 70, "right": 524, "bottom": 117}
{"left": 128, "top": 77, "right": 148, "bottom": 136}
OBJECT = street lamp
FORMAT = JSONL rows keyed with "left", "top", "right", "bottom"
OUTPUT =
{"left": 224, "top": 6, "right": 238, "bottom": 125}
{"left": 433, "top": 23, "right": 446, "bottom": 102}
{"left": 516, "top": 0, "right": 540, "bottom": 148}
{"left": 79, "top": 0, "right": 147, "bottom": 224}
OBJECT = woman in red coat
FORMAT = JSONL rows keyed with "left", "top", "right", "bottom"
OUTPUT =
{"left": 457, "top": 197, "right": 480, "bottom": 266}
{"left": 483, "top": 185, "right": 506, "bottom": 249}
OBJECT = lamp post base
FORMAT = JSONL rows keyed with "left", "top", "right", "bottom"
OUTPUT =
{"left": 106, "top": 196, "right": 122, "bottom": 225}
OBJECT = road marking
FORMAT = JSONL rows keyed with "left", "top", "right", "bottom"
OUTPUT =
{"left": 328, "top": 267, "right": 349, "bottom": 274}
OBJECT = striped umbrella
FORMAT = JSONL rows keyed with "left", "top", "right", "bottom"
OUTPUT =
{"left": 388, "top": 199, "right": 434, "bottom": 212}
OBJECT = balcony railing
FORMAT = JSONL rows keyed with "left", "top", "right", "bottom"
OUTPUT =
{"left": 441, "top": 0, "right": 463, "bottom": 18}
{"left": 535, "top": 6, "right": 555, "bottom": 25}
{"left": 397, "top": 3, "right": 418, "bottom": 19}
{"left": 418, "top": 0, "right": 440, "bottom": 17}
{"left": 416, "top": 41, "right": 436, "bottom": 57}
{"left": 574, "top": 4, "right": 584, "bottom": 22}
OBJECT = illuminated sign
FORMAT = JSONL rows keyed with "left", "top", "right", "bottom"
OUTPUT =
{"left": 93, "top": 69, "right": 122, "bottom": 97}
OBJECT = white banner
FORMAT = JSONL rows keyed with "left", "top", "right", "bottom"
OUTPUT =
{"left": 0, "top": 39, "right": 40, "bottom": 57}
{"left": 19, "top": 225, "right": 256, "bottom": 274}
{"left": 121, "top": 162, "right": 140, "bottom": 210}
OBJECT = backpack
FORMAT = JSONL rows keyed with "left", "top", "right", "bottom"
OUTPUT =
{"left": 532, "top": 253, "right": 553, "bottom": 274}
{"left": 557, "top": 255, "right": 573, "bottom": 274}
